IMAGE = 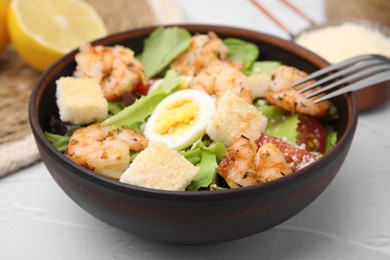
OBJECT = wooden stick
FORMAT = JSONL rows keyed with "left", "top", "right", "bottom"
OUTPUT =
{"left": 280, "top": 0, "right": 315, "bottom": 25}
{"left": 249, "top": 0, "right": 294, "bottom": 39}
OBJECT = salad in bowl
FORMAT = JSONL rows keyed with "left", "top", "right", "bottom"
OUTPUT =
{"left": 30, "top": 24, "right": 358, "bottom": 244}
{"left": 45, "top": 26, "right": 338, "bottom": 192}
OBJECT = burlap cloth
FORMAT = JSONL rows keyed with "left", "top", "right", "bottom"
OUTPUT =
{"left": 0, "top": 0, "right": 184, "bottom": 177}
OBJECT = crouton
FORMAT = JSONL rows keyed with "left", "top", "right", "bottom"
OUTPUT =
{"left": 206, "top": 90, "right": 267, "bottom": 147}
{"left": 56, "top": 77, "right": 108, "bottom": 124}
{"left": 119, "top": 141, "right": 199, "bottom": 191}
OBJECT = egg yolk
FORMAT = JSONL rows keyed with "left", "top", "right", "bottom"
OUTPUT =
{"left": 153, "top": 98, "right": 199, "bottom": 135}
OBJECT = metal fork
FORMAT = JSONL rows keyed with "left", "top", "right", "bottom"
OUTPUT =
{"left": 292, "top": 54, "right": 390, "bottom": 103}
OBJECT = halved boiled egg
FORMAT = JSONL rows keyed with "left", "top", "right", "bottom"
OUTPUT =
{"left": 144, "top": 89, "right": 215, "bottom": 151}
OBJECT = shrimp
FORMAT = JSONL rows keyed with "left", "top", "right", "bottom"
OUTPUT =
{"left": 190, "top": 61, "right": 253, "bottom": 103}
{"left": 255, "top": 142, "right": 293, "bottom": 182}
{"left": 217, "top": 136, "right": 293, "bottom": 188}
{"left": 67, "top": 123, "right": 148, "bottom": 179}
{"left": 217, "top": 136, "right": 259, "bottom": 188}
{"left": 266, "top": 65, "right": 329, "bottom": 117}
{"left": 74, "top": 44, "right": 146, "bottom": 101}
{"left": 170, "top": 32, "right": 229, "bottom": 76}
{"left": 270, "top": 65, "right": 314, "bottom": 92}
{"left": 266, "top": 89, "right": 330, "bottom": 117}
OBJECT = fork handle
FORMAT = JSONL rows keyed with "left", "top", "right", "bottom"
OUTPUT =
{"left": 315, "top": 71, "right": 390, "bottom": 103}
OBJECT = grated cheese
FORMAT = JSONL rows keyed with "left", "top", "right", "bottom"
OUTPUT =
{"left": 295, "top": 155, "right": 318, "bottom": 171}
{"left": 295, "top": 22, "right": 390, "bottom": 63}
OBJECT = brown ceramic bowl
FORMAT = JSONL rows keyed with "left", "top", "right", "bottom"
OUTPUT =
{"left": 29, "top": 24, "right": 359, "bottom": 244}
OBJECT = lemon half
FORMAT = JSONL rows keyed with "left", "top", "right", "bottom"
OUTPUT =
{"left": 0, "top": 0, "right": 9, "bottom": 52}
{"left": 8, "top": 0, "right": 107, "bottom": 71}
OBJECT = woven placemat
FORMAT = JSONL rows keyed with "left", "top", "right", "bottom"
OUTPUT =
{"left": 0, "top": 0, "right": 184, "bottom": 177}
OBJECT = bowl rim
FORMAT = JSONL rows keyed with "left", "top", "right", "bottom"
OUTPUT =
{"left": 29, "top": 23, "right": 359, "bottom": 200}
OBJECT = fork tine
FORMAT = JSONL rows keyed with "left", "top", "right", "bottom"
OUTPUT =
{"left": 314, "top": 70, "right": 390, "bottom": 103}
{"left": 298, "top": 58, "right": 386, "bottom": 93}
{"left": 292, "top": 54, "right": 382, "bottom": 87}
{"left": 306, "top": 64, "right": 390, "bottom": 99}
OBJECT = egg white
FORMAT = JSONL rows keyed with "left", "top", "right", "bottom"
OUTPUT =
{"left": 144, "top": 89, "right": 215, "bottom": 151}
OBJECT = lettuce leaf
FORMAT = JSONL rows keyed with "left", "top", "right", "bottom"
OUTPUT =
{"left": 267, "top": 114, "right": 299, "bottom": 144}
{"left": 107, "top": 101, "right": 124, "bottom": 116}
{"left": 223, "top": 38, "right": 259, "bottom": 75}
{"left": 186, "top": 151, "right": 217, "bottom": 191}
{"left": 257, "top": 105, "right": 287, "bottom": 128}
{"left": 140, "top": 27, "right": 192, "bottom": 78}
{"left": 45, "top": 125, "right": 80, "bottom": 152}
{"left": 250, "top": 61, "right": 281, "bottom": 76}
{"left": 181, "top": 139, "right": 227, "bottom": 191}
{"left": 259, "top": 105, "right": 338, "bottom": 154}
{"left": 258, "top": 105, "right": 299, "bottom": 144}
{"left": 325, "top": 124, "right": 338, "bottom": 153}
{"left": 45, "top": 132, "right": 71, "bottom": 152}
{"left": 102, "top": 69, "right": 180, "bottom": 129}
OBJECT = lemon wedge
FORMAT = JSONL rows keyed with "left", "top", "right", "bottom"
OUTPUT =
{"left": 7, "top": 0, "right": 107, "bottom": 71}
{"left": 0, "top": 0, "right": 9, "bottom": 52}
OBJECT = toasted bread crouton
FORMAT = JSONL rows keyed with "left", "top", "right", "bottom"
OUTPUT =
{"left": 56, "top": 77, "right": 108, "bottom": 124}
{"left": 206, "top": 90, "right": 267, "bottom": 147}
{"left": 119, "top": 141, "right": 199, "bottom": 191}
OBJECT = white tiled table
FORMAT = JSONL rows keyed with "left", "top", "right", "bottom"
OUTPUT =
{"left": 1, "top": 1, "right": 390, "bottom": 259}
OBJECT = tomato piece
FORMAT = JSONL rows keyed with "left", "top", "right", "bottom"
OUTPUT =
{"left": 134, "top": 81, "right": 150, "bottom": 96}
{"left": 297, "top": 115, "right": 327, "bottom": 154}
{"left": 256, "top": 133, "right": 318, "bottom": 171}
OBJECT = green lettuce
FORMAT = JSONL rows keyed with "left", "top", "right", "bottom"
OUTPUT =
{"left": 102, "top": 69, "right": 180, "bottom": 129}
{"left": 223, "top": 38, "right": 259, "bottom": 75}
{"left": 139, "top": 27, "right": 192, "bottom": 78}
{"left": 258, "top": 105, "right": 299, "bottom": 144}
{"left": 259, "top": 105, "right": 338, "bottom": 154}
{"left": 268, "top": 115, "right": 299, "bottom": 144}
{"left": 250, "top": 61, "right": 281, "bottom": 76}
{"left": 257, "top": 105, "right": 287, "bottom": 127}
{"left": 45, "top": 132, "right": 71, "bottom": 153}
{"left": 45, "top": 125, "right": 80, "bottom": 152}
{"left": 325, "top": 124, "right": 338, "bottom": 153}
{"left": 180, "top": 139, "right": 227, "bottom": 191}
{"left": 107, "top": 101, "right": 124, "bottom": 116}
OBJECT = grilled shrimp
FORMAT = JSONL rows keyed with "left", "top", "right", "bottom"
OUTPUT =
{"left": 266, "top": 89, "right": 330, "bottom": 117}
{"left": 255, "top": 142, "right": 293, "bottom": 182}
{"left": 266, "top": 65, "right": 329, "bottom": 117}
{"left": 270, "top": 65, "right": 313, "bottom": 92}
{"left": 217, "top": 136, "right": 259, "bottom": 188}
{"left": 74, "top": 44, "right": 146, "bottom": 101}
{"left": 217, "top": 135, "right": 293, "bottom": 188}
{"left": 190, "top": 62, "right": 253, "bottom": 103}
{"left": 67, "top": 123, "right": 148, "bottom": 179}
{"left": 171, "top": 32, "right": 229, "bottom": 76}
